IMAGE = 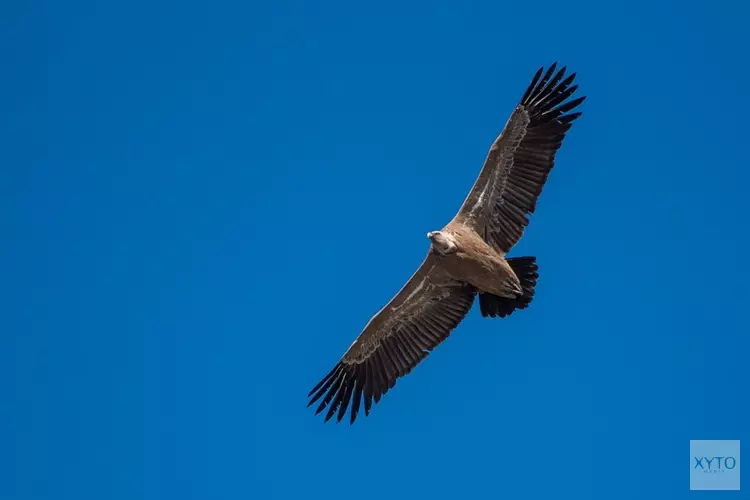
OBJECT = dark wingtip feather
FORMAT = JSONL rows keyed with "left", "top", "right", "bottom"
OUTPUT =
{"left": 350, "top": 398, "right": 362, "bottom": 424}
{"left": 307, "top": 364, "right": 338, "bottom": 398}
{"left": 519, "top": 64, "right": 585, "bottom": 125}
{"left": 538, "top": 63, "right": 557, "bottom": 87}
{"left": 519, "top": 66, "right": 545, "bottom": 104}
{"left": 521, "top": 63, "right": 561, "bottom": 105}
{"left": 336, "top": 376, "right": 355, "bottom": 423}
{"left": 307, "top": 359, "right": 373, "bottom": 425}
{"left": 530, "top": 66, "right": 570, "bottom": 109}
{"left": 560, "top": 111, "right": 582, "bottom": 124}
{"left": 307, "top": 364, "right": 342, "bottom": 407}
{"left": 312, "top": 366, "right": 345, "bottom": 415}
{"left": 555, "top": 95, "right": 586, "bottom": 115}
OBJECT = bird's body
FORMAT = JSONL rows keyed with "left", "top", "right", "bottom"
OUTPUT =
{"left": 431, "top": 222, "right": 520, "bottom": 298}
{"left": 308, "top": 63, "right": 586, "bottom": 424}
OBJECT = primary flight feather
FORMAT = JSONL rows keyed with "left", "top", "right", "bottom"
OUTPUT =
{"left": 307, "top": 63, "right": 585, "bottom": 424}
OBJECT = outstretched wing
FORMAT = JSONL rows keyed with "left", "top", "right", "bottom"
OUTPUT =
{"left": 455, "top": 63, "right": 585, "bottom": 253}
{"left": 307, "top": 253, "right": 476, "bottom": 424}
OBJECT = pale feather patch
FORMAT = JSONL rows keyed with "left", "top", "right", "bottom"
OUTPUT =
{"left": 393, "top": 276, "right": 426, "bottom": 311}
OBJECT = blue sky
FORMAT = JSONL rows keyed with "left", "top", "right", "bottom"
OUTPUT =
{"left": 1, "top": 0, "right": 748, "bottom": 498}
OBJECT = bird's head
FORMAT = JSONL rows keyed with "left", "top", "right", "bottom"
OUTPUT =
{"left": 427, "top": 231, "right": 457, "bottom": 255}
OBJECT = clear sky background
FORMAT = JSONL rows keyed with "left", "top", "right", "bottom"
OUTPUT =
{"left": 1, "top": 1, "right": 748, "bottom": 499}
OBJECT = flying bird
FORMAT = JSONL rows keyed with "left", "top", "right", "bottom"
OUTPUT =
{"left": 307, "top": 63, "right": 585, "bottom": 424}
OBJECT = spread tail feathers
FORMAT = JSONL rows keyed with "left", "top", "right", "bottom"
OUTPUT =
{"left": 478, "top": 257, "right": 539, "bottom": 318}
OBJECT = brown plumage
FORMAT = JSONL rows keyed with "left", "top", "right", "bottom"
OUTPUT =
{"left": 308, "top": 63, "right": 585, "bottom": 424}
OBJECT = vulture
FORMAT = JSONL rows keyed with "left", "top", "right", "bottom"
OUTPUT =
{"left": 307, "top": 63, "right": 585, "bottom": 424}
